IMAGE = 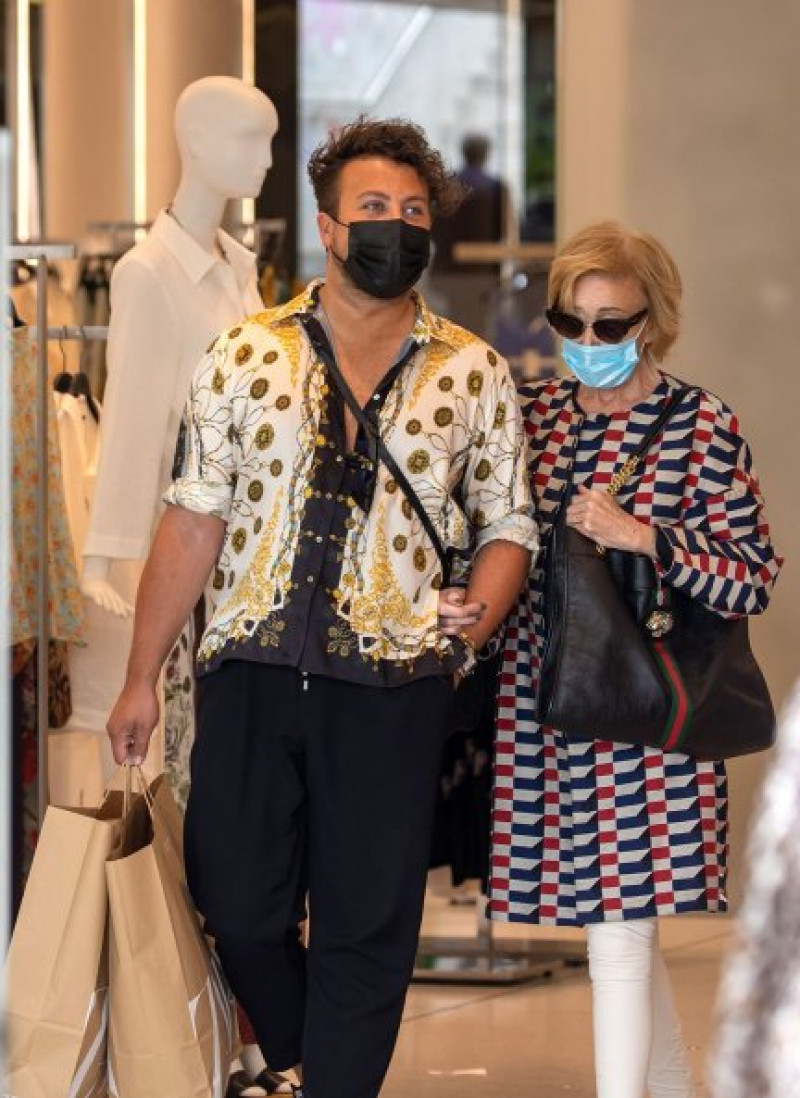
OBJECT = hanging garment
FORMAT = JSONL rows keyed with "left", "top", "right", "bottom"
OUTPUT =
{"left": 9, "top": 327, "right": 84, "bottom": 913}
{"left": 11, "top": 266, "right": 81, "bottom": 380}
{"left": 54, "top": 390, "right": 102, "bottom": 558}
{"left": 10, "top": 327, "right": 84, "bottom": 648}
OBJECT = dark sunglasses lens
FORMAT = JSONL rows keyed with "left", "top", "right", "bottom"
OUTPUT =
{"left": 593, "top": 318, "right": 632, "bottom": 343}
{"left": 546, "top": 309, "right": 584, "bottom": 339}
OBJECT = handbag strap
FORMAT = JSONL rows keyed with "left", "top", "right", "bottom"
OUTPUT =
{"left": 550, "top": 382, "right": 695, "bottom": 535}
{"left": 300, "top": 313, "right": 456, "bottom": 585}
{"left": 604, "top": 384, "right": 694, "bottom": 499}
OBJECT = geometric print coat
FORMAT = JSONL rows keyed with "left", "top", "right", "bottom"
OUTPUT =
{"left": 488, "top": 373, "right": 782, "bottom": 925}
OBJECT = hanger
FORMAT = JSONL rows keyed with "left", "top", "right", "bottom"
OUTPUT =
{"left": 71, "top": 326, "right": 100, "bottom": 422}
{"left": 70, "top": 370, "right": 100, "bottom": 422}
{"left": 50, "top": 325, "right": 101, "bottom": 421}
{"left": 52, "top": 327, "right": 73, "bottom": 392}
{"left": 8, "top": 295, "right": 25, "bottom": 329}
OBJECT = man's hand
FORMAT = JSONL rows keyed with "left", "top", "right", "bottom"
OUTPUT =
{"left": 438, "top": 587, "right": 486, "bottom": 636}
{"left": 107, "top": 679, "right": 160, "bottom": 765}
{"left": 566, "top": 484, "right": 657, "bottom": 556}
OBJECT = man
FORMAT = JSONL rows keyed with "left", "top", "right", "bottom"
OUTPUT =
{"left": 429, "top": 132, "right": 510, "bottom": 336}
{"left": 107, "top": 116, "right": 537, "bottom": 1098}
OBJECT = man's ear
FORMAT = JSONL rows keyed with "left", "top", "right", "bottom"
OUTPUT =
{"left": 317, "top": 210, "right": 335, "bottom": 251}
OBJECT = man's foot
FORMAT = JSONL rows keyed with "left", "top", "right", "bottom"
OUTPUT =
{"left": 226, "top": 1069, "right": 268, "bottom": 1098}
{"left": 253, "top": 1067, "right": 293, "bottom": 1095}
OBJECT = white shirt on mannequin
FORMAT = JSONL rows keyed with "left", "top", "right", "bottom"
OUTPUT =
{"left": 84, "top": 210, "right": 263, "bottom": 562}
{"left": 81, "top": 75, "right": 279, "bottom": 615}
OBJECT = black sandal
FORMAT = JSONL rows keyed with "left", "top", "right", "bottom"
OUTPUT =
{"left": 253, "top": 1067, "right": 293, "bottom": 1095}
{"left": 226, "top": 1070, "right": 268, "bottom": 1098}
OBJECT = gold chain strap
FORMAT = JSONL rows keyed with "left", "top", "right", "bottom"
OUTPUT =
{"left": 595, "top": 454, "right": 641, "bottom": 555}
{"left": 606, "top": 453, "right": 641, "bottom": 499}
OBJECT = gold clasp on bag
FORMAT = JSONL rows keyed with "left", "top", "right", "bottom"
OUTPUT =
{"left": 645, "top": 608, "right": 674, "bottom": 637}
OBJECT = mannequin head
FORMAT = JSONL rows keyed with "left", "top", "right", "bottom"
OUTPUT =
{"left": 174, "top": 76, "right": 278, "bottom": 201}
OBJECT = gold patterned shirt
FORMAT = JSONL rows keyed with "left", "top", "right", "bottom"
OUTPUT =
{"left": 164, "top": 280, "right": 538, "bottom": 684}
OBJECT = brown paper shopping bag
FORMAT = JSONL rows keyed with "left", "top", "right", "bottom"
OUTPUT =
{"left": 4, "top": 792, "right": 126, "bottom": 1098}
{"left": 106, "top": 771, "right": 237, "bottom": 1098}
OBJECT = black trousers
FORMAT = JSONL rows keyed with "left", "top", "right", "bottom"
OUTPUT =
{"left": 185, "top": 662, "right": 451, "bottom": 1098}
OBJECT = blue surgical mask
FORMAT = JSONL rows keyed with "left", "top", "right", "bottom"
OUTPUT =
{"left": 561, "top": 323, "right": 646, "bottom": 389}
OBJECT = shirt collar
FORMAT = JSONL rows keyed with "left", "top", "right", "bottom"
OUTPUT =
{"left": 151, "top": 209, "right": 256, "bottom": 291}
{"left": 261, "top": 278, "right": 464, "bottom": 351}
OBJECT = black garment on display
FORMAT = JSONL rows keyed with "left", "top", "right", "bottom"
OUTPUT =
{"left": 430, "top": 648, "right": 502, "bottom": 890}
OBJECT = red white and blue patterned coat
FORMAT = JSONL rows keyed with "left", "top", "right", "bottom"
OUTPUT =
{"left": 488, "top": 373, "right": 782, "bottom": 926}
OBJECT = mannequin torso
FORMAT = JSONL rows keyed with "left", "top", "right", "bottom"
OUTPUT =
{"left": 82, "top": 76, "right": 278, "bottom": 613}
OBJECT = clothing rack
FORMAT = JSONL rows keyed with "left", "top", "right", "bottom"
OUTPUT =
{"left": 28, "top": 325, "right": 109, "bottom": 341}
{"left": 3, "top": 245, "right": 110, "bottom": 829}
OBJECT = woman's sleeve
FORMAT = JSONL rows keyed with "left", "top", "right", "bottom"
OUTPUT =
{"left": 655, "top": 408, "right": 783, "bottom": 617}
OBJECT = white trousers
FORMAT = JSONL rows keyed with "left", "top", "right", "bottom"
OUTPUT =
{"left": 586, "top": 918, "right": 695, "bottom": 1098}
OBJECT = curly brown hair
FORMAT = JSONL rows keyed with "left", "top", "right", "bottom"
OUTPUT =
{"left": 307, "top": 115, "right": 466, "bottom": 218}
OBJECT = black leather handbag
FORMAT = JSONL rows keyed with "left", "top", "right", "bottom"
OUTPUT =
{"left": 535, "top": 390, "right": 775, "bottom": 760}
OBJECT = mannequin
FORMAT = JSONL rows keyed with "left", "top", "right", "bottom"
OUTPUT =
{"left": 82, "top": 76, "right": 278, "bottom": 609}
{"left": 79, "top": 78, "right": 282, "bottom": 1096}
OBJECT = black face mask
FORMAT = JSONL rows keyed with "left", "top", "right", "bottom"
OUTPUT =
{"left": 330, "top": 216, "right": 430, "bottom": 299}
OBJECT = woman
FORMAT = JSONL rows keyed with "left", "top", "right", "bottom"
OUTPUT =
{"left": 488, "top": 221, "right": 782, "bottom": 1098}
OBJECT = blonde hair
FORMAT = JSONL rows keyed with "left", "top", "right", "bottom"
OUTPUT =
{"left": 548, "top": 221, "right": 682, "bottom": 362}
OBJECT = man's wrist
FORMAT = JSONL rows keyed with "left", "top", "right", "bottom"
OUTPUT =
{"left": 125, "top": 666, "right": 161, "bottom": 690}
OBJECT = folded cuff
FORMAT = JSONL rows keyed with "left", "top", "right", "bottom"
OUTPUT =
{"left": 163, "top": 479, "right": 233, "bottom": 522}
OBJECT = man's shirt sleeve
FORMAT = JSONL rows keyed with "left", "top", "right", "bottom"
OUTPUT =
{"left": 163, "top": 333, "right": 237, "bottom": 522}
{"left": 461, "top": 354, "right": 539, "bottom": 556}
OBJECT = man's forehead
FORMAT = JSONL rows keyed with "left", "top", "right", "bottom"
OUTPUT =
{"left": 339, "top": 157, "right": 429, "bottom": 197}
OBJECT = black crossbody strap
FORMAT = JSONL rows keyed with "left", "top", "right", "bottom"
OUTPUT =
{"left": 606, "top": 385, "right": 695, "bottom": 499}
{"left": 557, "top": 382, "right": 695, "bottom": 512}
{"left": 300, "top": 314, "right": 455, "bottom": 585}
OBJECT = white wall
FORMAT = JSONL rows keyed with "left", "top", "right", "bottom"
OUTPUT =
{"left": 558, "top": 0, "right": 800, "bottom": 901}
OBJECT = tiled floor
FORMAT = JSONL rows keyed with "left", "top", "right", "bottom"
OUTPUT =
{"left": 383, "top": 883, "right": 736, "bottom": 1098}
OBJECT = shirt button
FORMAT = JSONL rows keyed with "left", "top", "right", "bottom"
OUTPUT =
{"left": 307, "top": 575, "right": 314, "bottom": 584}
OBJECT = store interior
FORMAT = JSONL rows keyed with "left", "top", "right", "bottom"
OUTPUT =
{"left": 2, "top": 1, "right": 799, "bottom": 1096}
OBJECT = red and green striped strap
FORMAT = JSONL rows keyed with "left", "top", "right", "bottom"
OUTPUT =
{"left": 653, "top": 640, "right": 694, "bottom": 751}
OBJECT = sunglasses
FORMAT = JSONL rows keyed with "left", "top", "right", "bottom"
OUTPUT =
{"left": 545, "top": 307, "right": 648, "bottom": 344}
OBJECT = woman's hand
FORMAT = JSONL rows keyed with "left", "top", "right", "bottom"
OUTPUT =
{"left": 438, "top": 587, "right": 486, "bottom": 636}
{"left": 566, "top": 484, "right": 657, "bottom": 556}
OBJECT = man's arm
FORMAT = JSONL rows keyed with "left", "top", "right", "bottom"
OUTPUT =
{"left": 106, "top": 505, "right": 226, "bottom": 764}
{"left": 459, "top": 539, "right": 531, "bottom": 650}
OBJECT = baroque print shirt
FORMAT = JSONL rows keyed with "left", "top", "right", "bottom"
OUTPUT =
{"left": 165, "top": 280, "right": 538, "bottom": 685}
